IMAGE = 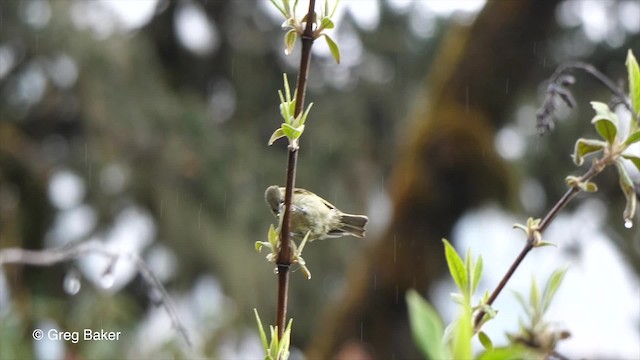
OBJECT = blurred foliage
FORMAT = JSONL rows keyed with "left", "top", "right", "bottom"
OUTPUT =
{"left": 0, "top": 0, "right": 639, "bottom": 358}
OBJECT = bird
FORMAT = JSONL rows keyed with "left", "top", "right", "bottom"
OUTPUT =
{"left": 264, "top": 185, "right": 368, "bottom": 241}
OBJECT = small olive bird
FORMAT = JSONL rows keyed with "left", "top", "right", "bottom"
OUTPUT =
{"left": 264, "top": 185, "right": 368, "bottom": 241}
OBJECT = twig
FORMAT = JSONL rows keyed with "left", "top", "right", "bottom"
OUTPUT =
{"left": 549, "top": 350, "right": 571, "bottom": 360}
{"left": 0, "top": 240, "right": 192, "bottom": 347}
{"left": 473, "top": 163, "right": 600, "bottom": 330}
{"left": 537, "top": 61, "right": 633, "bottom": 134}
{"left": 275, "top": 0, "right": 317, "bottom": 341}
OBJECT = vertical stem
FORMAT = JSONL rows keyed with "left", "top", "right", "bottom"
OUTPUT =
{"left": 276, "top": 149, "right": 298, "bottom": 339}
{"left": 275, "top": 0, "right": 317, "bottom": 342}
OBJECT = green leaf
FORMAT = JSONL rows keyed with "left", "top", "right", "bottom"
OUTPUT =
{"left": 278, "top": 92, "right": 288, "bottom": 119}
{"left": 452, "top": 308, "right": 473, "bottom": 360}
{"left": 590, "top": 101, "right": 619, "bottom": 143}
{"left": 268, "top": 224, "right": 279, "bottom": 247}
{"left": 282, "top": 73, "right": 292, "bottom": 102}
{"left": 268, "top": 324, "right": 279, "bottom": 358}
{"left": 627, "top": 50, "right": 640, "bottom": 116}
{"left": 536, "top": 241, "right": 557, "bottom": 248}
{"left": 616, "top": 161, "right": 637, "bottom": 223}
{"left": 280, "top": 123, "right": 304, "bottom": 139}
{"left": 254, "top": 309, "right": 269, "bottom": 351}
{"left": 542, "top": 267, "right": 568, "bottom": 313}
{"left": 298, "top": 102, "right": 314, "bottom": 126}
{"left": 529, "top": 277, "right": 540, "bottom": 314}
{"left": 329, "top": 0, "right": 340, "bottom": 17}
{"left": 323, "top": 34, "right": 341, "bottom": 64}
{"left": 255, "top": 241, "right": 271, "bottom": 252}
{"left": 478, "top": 331, "right": 494, "bottom": 351}
{"left": 284, "top": 29, "right": 297, "bottom": 55}
{"left": 477, "top": 346, "right": 532, "bottom": 360}
{"left": 624, "top": 131, "right": 640, "bottom": 146}
{"left": 465, "top": 247, "right": 473, "bottom": 295}
{"left": 276, "top": 319, "right": 293, "bottom": 360}
{"left": 622, "top": 153, "right": 640, "bottom": 172}
{"left": 472, "top": 255, "right": 483, "bottom": 294}
{"left": 268, "top": 128, "right": 286, "bottom": 145}
{"left": 320, "top": 17, "right": 335, "bottom": 30}
{"left": 270, "top": 0, "right": 288, "bottom": 18}
{"left": 281, "top": 123, "right": 295, "bottom": 139}
{"left": 571, "top": 138, "right": 606, "bottom": 166}
{"left": 406, "top": 290, "right": 448, "bottom": 360}
{"left": 443, "top": 239, "right": 468, "bottom": 296}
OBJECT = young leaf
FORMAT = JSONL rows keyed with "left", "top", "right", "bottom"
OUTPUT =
{"left": 590, "top": 101, "right": 619, "bottom": 144}
{"left": 281, "top": 123, "right": 296, "bottom": 139}
{"left": 465, "top": 248, "right": 473, "bottom": 295}
{"left": 616, "top": 161, "right": 637, "bottom": 223}
{"left": 284, "top": 29, "right": 297, "bottom": 55}
{"left": 477, "top": 346, "right": 532, "bottom": 360}
{"left": 299, "top": 102, "right": 314, "bottom": 126}
{"left": 452, "top": 308, "right": 473, "bottom": 360}
{"left": 624, "top": 131, "right": 640, "bottom": 146}
{"left": 529, "top": 277, "right": 540, "bottom": 314}
{"left": 270, "top": 0, "right": 288, "bottom": 18}
{"left": 323, "top": 34, "right": 341, "bottom": 64}
{"left": 622, "top": 153, "right": 640, "bottom": 172}
{"left": 283, "top": 73, "right": 292, "bottom": 103}
{"left": 571, "top": 138, "right": 606, "bottom": 166}
{"left": 406, "top": 290, "right": 448, "bottom": 360}
{"left": 254, "top": 309, "right": 269, "bottom": 351}
{"left": 478, "top": 331, "right": 494, "bottom": 351}
{"left": 542, "top": 267, "right": 568, "bottom": 313}
{"left": 277, "top": 319, "right": 293, "bottom": 360}
{"left": 268, "top": 128, "right": 286, "bottom": 145}
{"left": 443, "top": 239, "right": 468, "bottom": 296}
{"left": 627, "top": 50, "right": 640, "bottom": 115}
{"left": 255, "top": 241, "right": 272, "bottom": 252}
{"left": 472, "top": 255, "right": 483, "bottom": 294}
{"left": 320, "top": 17, "right": 335, "bottom": 30}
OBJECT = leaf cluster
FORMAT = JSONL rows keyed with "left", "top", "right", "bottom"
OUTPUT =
{"left": 570, "top": 51, "right": 640, "bottom": 226}
{"left": 267, "top": 74, "right": 314, "bottom": 148}
{"left": 255, "top": 309, "right": 294, "bottom": 360}
{"left": 270, "top": 0, "right": 341, "bottom": 63}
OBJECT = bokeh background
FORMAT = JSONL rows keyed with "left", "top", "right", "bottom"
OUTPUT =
{"left": 1, "top": 0, "right": 639, "bottom": 359}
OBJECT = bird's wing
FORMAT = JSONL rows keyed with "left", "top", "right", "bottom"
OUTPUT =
{"left": 293, "top": 188, "right": 336, "bottom": 210}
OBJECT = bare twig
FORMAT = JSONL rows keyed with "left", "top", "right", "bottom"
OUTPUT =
{"left": 275, "top": 0, "right": 317, "bottom": 342}
{"left": 0, "top": 240, "right": 192, "bottom": 347}
{"left": 537, "top": 61, "right": 633, "bottom": 134}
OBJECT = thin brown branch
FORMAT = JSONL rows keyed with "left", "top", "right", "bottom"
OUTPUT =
{"left": 474, "top": 163, "right": 601, "bottom": 330}
{"left": 275, "top": 0, "right": 317, "bottom": 342}
{"left": 0, "top": 241, "right": 192, "bottom": 347}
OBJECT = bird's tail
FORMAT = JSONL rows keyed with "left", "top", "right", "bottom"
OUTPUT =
{"left": 338, "top": 213, "right": 368, "bottom": 238}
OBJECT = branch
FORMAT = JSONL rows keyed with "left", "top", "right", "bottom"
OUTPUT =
{"left": 473, "top": 163, "right": 601, "bottom": 330}
{"left": 0, "top": 241, "right": 192, "bottom": 347}
{"left": 275, "top": 0, "right": 317, "bottom": 341}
